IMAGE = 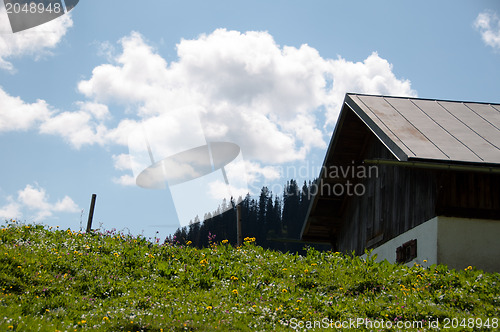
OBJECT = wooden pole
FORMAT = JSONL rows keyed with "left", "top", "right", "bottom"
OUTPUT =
{"left": 86, "top": 194, "right": 97, "bottom": 233}
{"left": 237, "top": 204, "right": 242, "bottom": 246}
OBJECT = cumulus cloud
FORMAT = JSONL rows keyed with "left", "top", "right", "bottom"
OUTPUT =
{"left": 0, "top": 196, "right": 22, "bottom": 220}
{"left": 231, "top": 160, "right": 281, "bottom": 184}
{"left": 112, "top": 174, "right": 136, "bottom": 186}
{"left": 474, "top": 10, "right": 500, "bottom": 51}
{"left": 0, "top": 6, "right": 73, "bottom": 71}
{"left": 0, "top": 184, "right": 79, "bottom": 221}
{"left": 78, "top": 32, "right": 170, "bottom": 108}
{"left": 112, "top": 153, "right": 135, "bottom": 171}
{"left": 208, "top": 179, "right": 249, "bottom": 202}
{"left": 1, "top": 28, "right": 416, "bottom": 190}
{"left": 0, "top": 86, "right": 111, "bottom": 148}
{"left": 0, "top": 87, "right": 53, "bottom": 132}
{"left": 324, "top": 52, "right": 416, "bottom": 125}
{"left": 77, "top": 29, "right": 415, "bottom": 170}
{"left": 39, "top": 101, "right": 110, "bottom": 148}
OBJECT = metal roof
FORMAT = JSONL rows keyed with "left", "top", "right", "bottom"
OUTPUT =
{"left": 346, "top": 94, "right": 500, "bottom": 164}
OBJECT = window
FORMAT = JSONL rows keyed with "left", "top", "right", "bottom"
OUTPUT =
{"left": 396, "top": 239, "right": 417, "bottom": 263}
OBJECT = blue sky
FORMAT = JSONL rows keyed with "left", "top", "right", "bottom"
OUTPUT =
{"left": 0, "top": 0, "right": 499, "bottom": 240}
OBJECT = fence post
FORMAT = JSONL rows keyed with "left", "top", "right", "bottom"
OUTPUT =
{"left": 86, "top": 194, "right": 97, "bottom": 233}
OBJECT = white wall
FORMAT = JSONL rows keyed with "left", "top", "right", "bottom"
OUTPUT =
{"left": 438, "top": 217, "right": 500, "bottom": 273}
{"left": 363, "top": 216, "right": 500, "bottom": 273}
{"left": 363, "top": 217, "right": 438, "bottom": 268}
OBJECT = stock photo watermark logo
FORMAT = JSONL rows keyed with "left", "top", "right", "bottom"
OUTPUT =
{"left": 3, "top": 0, "right": 79, "bottom": 33}
{"left": 308, "top": 162, "right": 379, "bottom": 199}
{"left": 251, "top": 161, "right": 379, "bottom": 200}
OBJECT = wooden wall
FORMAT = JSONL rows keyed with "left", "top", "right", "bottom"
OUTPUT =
{"left": 334, "top": 134, "right": 500, "bottom": 254}
{"left": 436, "top": 171, "right": 500, "bottom": 220}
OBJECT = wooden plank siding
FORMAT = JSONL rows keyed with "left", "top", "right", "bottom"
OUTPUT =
{"left": 335, "top": 137, "right": 436, "bottom": 254}
{"left": 334, "top": 134, "right": 500, "bottom": 254}
{"left": 436, "top": 171, "right": 500, "bottom": 219}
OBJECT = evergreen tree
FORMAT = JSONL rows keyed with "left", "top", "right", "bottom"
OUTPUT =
{"left": 272, "top": 195, "right": 282, "bottom": 237}
{"left": 258, "top": 187, "right": 270, "bottom": 245}
{"left": 170, "top": 178, "right": 330, "bottom": 254}
{"left": 283, "top": 179, "right": 300, "bottom": 239}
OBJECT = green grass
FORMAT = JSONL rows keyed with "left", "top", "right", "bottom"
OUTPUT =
{"left": 0, "top": 220, "right": 499, "bottom": 331}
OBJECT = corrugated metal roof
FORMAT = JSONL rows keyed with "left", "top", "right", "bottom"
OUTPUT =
{"left": 347, "top": 94, "right": 500, "bottom": 164}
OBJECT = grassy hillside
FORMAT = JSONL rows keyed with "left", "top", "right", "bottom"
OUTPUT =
{"left": 0, "top": 220, "right": 499, "bottom": 331}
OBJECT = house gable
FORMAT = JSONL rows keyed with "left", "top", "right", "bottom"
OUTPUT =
{"left": 301, "top": 93, "right": 500, "bottom": 255}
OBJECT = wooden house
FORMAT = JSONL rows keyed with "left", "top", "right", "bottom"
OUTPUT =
{"left": 300, "top": 93, "right": 500, "bottom": 272}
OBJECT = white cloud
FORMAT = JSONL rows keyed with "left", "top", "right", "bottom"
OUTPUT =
{"left": 0, "top": 28, "right": 416, "bottom": 189}
{"left": 323, "top": 52, "right": 416, "bottom": 126}
{"left": 173, "top": 30, "right": 330, "bottom": 163}
{"left": 39, "top": 101, "right": 109, "bottom": 148}
{"left": 77, "top": 29, "right": 416, "bottom": 170}
{"left": 0, "top": 196, "right": 22, "bottom": 220}
{"left": 53, "top": 196, "right": 79, "bottom": 212}
{"left": 231, "top": 160, "right": 281, "bottom": 184}
{"left": 17, "top": 184, "right": 51, "bottom": 211}
{"left": 78, "top": 101, "right": 110, "bottom": 121}
{"left": 474, "top": 11, "right": 500, "bottom": 50}
{"left": 0, "top": 87, "right": 53, "bottom": 132}
{"left": 0, "top": 88, "right": 111, "bottom": 149}
{"left": 208, "top": 179, "right": 249, "bottom": 202}
{"left": 112, "top": 153, "right": 135, "bottom": 171}
{"left": 0, "top": 6, "right": 73, "bottom": 71}
{"left": 77, "top": 32, "right": 170, "bottom": 107}
{"left": 112, "top": 174, "right": 136, "bottom": 187}
{"left": 0, "top": 184, "right": 79, "bottom": 221}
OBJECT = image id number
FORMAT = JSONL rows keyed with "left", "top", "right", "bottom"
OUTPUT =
{"left": 5, "top": 2, "right": 62, "bottom": 14}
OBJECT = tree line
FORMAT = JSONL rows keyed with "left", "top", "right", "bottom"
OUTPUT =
{"left": 168, "top": 179, "right": 330, "bottom": 254}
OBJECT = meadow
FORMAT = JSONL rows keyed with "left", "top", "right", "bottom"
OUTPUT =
{"left": 0, "top": 219, "right": 499, "bottom": 331}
